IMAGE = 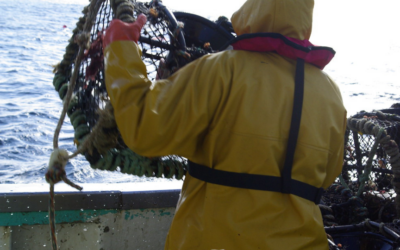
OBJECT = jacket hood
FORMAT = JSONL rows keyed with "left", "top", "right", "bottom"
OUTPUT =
{"left": 231, "top": 0, "right": 314, "bottom": 40}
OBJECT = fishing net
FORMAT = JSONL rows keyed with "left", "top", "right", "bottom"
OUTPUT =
{"left": 321, "top": 109, "right": 400, "bottom": 227}
{"left": 343, "top": 110, "right": 400, "bottom": 190}
{"left": 52, "top": 0, "right": 234, "bottom": 180}
{"left": 321, "top": 108, "right": 400, "bottom": 249}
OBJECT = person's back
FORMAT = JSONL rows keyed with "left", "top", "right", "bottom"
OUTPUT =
{"left": 103, "top": 0, "right": 347, "bottom": 249}
{"left": 162, "top": 50, "right": 345, "bottom": 249}
{"left": 164, "top": 1, "right": 346, "bottom": 248}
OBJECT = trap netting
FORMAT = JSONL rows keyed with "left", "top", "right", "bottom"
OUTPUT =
{"left": 52, "top": 0, "right": 234, "bottom": 180}
{"left": 321, "top": 109, "right": 400, "bottom": 227}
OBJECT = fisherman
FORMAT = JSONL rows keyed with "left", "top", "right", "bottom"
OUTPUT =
{"left": 103, "top": 0, "right": 346, "bottom": 249}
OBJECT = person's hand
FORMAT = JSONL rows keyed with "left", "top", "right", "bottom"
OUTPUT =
{"left": 103, "top": 14, "right": 147, "bottom": 49}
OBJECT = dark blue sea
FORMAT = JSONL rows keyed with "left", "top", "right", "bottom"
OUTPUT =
{"left": 0, "top": 0, "right": 399, "bottom": 184}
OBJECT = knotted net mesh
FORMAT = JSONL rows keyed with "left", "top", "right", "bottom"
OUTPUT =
{"left": 53, "top": 0, "right": 234, "bottom": 179}
{"left": 54, "top": 0, "right": 192, "bottom": 180}
{"left": 321, "top": 110, "right": 400, "bottom": 230}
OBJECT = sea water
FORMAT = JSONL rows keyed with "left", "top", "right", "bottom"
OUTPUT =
{"left": 0, "top": 0, "right": 399, "bottom": 184}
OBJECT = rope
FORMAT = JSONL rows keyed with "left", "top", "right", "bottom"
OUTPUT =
{"left": 68, "top": 101, "right": 119, "bottom": 159}
{"left": 48, "top": 1, "right": 190, "bottom": 247}
{"left": 48, "top": 2, "right": 186, "bottom": 249}
{"left": 172, "top": 22, "right": 191, "bottom": 59}
{"left": 338, "top": 173, "right": 350, "bottom": 190}
{"left": 365, "top": 218, "right": 374, "bottom": 231}
{"left": 47, "top": 1, "right": 104, "bottom": 249}
{"left": 379, "top": 222, "right": 391, "bottom": 238}
{"left": 52, "top": 0, "right": 188, "bottom": 177}
{"left": 364, "top": 219, "right": 393, "bottom": 239}
{"left": 356, "top": 128, "right": 384, "bottom": 196}
{"left": 111, "top": 0, "right": 135, "bottom": 23}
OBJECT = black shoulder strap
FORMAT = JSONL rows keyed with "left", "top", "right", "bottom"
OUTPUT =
{"left": 187, "top": 58, "right": 324, "bottom": 204}
{"left": 281, "top": 58, "right": 305, "bottom": 194}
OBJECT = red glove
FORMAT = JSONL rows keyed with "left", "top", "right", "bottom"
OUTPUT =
{"left": 103, "top": 14, "right": 147, "bottom": 49}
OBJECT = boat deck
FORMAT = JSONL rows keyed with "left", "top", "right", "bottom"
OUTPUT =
{"left": 0, "top": 182, "right": 182, "bottom": 250}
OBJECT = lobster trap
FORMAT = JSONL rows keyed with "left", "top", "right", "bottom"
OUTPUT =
{"left": 52, "top": 0, "right": 234, "bottom": 180}
{"left": 343, "top": 116, "right": 400, "bottom": 192}
{"left": 321, "top": 109, "right": 400, "bottom": 226}
{"left": 320, "top": 109, "right": 400, "bottom": 249}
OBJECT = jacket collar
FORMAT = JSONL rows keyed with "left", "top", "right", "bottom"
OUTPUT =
{"left": 230, "top": 33, "right": 335, "bottom": 70}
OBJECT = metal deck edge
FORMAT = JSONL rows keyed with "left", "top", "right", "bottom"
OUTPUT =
{"left": 0, "top": 183, "right": 181, "bottom": 212}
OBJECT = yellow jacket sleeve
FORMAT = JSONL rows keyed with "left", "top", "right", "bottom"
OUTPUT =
{"left": 104, "top": 40, "right": 228, "bottom": 158}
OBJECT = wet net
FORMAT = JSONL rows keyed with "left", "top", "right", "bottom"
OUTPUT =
{"left": 52, "top": 0, "right": 234, "bottom": 180}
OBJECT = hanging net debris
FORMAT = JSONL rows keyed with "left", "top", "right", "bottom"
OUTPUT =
{"left": 52, "top": 0, "right": 234, "bottom": 180}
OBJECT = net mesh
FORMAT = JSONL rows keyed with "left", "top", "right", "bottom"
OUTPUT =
{"left": 55, "top": 0, "right": 203, "bottom": 179}
{"left": 55, "top": 0, "right": 233, "bottom": 179}
{"left": 321, "top": 111, "right": 400, "bottom": 228}
{"left": 77, "top": 0, "right": 181, "bottom": 128}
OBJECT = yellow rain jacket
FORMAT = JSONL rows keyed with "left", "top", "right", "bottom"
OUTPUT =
{"left": 104, "top": 0, "right": 347, "bottom": 249}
